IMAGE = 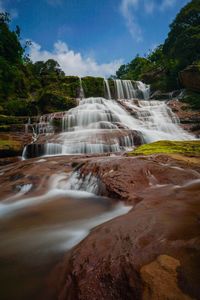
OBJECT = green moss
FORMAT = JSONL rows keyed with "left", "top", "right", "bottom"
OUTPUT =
{"left": 0, "top": 137, "right": 22, "bottom": 157}
{"left": 0, "top": 139, "right": 21, "bottom": 150}
{"left": 128, "top": 140, "right": 200, "bottom": 156}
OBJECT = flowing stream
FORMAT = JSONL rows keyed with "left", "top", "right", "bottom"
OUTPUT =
{"left": 0, "top": 164, "right": 132, "bottom": 300}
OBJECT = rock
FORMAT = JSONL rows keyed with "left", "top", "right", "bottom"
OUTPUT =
{"left": 0, "top": 133, "right": 32, "bottom": 158}
{"left": 141, "top": 67, "right": 166, "bottom": 85}
{"left": 141, "top": 255, "right": 193, "bottom": 300}
{"left": 150, "top": 90, "right": 183, "bottom": 100}
{"left": 167, "top": 99, "right": 200, "bottom": 136}
{"left": 179, "top": 64, "right": 200, "bottom": 92}
{"left": 48, "top": 154, "right": 200, "bottom": 300}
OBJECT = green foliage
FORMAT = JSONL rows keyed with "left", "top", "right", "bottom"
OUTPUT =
{"left": 182, "top": 90, "right": 200, "bottom": 110}
{"left": 163, "top": 0, "right": 200, "bottom": 69}
{"left": 0, "top": 115, "right": 26, "bottom": 125}
{"left": 82, "top": 77, "right": 104, "bottom": 97}
{"left": 0, "top": 13, "right": 24, "bottom": 64}
{"left": 114, "top": 0, "right": 200, "bottom": 93}
{"left": 128, "top": 140, "right": 200, "bottom": 156}
{"left": 38, "top": 90, "right": 76, "bottom": 114}
{"left": 116, "top": 55, "right": 151, "bottom": 80}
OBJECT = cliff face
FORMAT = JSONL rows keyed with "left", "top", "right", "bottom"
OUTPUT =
{"left": 179, "top": 64, "right": 200, "bottom": 93}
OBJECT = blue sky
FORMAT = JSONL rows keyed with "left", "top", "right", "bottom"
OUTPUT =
{"left": 1, "top": 0, "right": 190, "bottom": 76}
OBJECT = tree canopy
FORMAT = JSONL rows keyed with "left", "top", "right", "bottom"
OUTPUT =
{"left": 114, "top": 0, "right": 200, "bottom": 91}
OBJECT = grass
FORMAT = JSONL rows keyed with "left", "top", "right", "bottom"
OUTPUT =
{"left": 128, "top": 140, "right": 200, "bottom": 156}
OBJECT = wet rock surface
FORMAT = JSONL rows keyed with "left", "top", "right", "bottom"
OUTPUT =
{"left": 46, "top": 154, "right": 200, "bottom": 300}
{"left": 168, "top": 100, "right": 200, "bottom": 136}
{"left": 0, "top": 133, "right": 32, "bottom": 159}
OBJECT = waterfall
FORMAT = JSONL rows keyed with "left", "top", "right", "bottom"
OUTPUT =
{"left": 123, "top": 80, "right": 137, "bottom": 99}
{"left": 22, "top": 94, "right": 194, "bottom": 159}
{"left": 113, "top": 79, "right": 149, "bottom": 100}
{"left": 115, "top": 79, "right": 125, "bottom": 99}
{"left": 136, "top": 81, "right": 150, "bottom": 100}
{"left": 79, "top": 77, "right": 85, "bottom": 99}
{"left": 104, "top": 79, "right": 111, "bottom": 99}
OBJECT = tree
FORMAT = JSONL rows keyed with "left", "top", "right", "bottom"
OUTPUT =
{"left": 163, "top": 0, "right": 200, "bottom": 68}
{"left": 0, "top": 13, "right": 24, "bottom": 64}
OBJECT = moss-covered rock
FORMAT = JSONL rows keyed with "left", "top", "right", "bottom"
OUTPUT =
{"left": 128, "top": 140, "right": 200, "bottom": 156}
{"left": 82, "top": 77, "right": 104, "bottom": 97}
{"left": 0, "top": 138, "right": 22, "bottom": 157}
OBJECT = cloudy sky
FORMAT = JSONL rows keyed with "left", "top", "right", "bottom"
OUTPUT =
{"left": 1, "top": 0, "right": 190, "bottom": 77}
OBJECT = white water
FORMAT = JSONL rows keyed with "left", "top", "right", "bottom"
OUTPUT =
{"left": 22, "top": 79, "right": 194, "bottom": 159}
{"left": 0, "top": 171, "right": 131, "bottom": 253}
{"left": 106, "top": 79, "right": 150, "bottom": 100}
{"left": 104, "top": 79, "right": 111, "bottom": 99}
{"left": 79, "top": 77, "right": 85, "bottom": 99}
{"left": 23, "top": 95, "right": 193, "bottom": 158}
{"left": 136, "top": 81, "right": 150, "bottom": 100}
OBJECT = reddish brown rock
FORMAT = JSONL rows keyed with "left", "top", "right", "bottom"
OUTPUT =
{"left": 168, "top": 99, "right": 200, "bottom": 136}
{"left": 141, "top": 255, "right": 193, "bottom": 300}
{"left": 45, "top": 155, "right": 200, "bottom": 300}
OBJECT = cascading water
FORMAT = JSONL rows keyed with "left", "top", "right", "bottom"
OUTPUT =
{"left": 104, "top": 79, "right": 111, "bottom": 99}
{"left": 104, "top": 79, "right": 150, "bottom": 100}
{"left": 22, "top": 79, "right": 194, "bottom": 159}
{"left": 114, "top": 79, "right": 125, "bottom": 99}
{"left": 136, "top": 81, "right": 150, "bottom": 100}
{"left": 79, "top": 77, "right": 85, "bottom": 99}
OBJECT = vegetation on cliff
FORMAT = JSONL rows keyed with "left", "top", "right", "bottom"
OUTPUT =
{"left": 114, "top": 0, "right": 200, "bottom": 95}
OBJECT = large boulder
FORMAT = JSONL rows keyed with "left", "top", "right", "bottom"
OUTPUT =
{"left": 179, "top": 64, "right": 200, "bottom": 92}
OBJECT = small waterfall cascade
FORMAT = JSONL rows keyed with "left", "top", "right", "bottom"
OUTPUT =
{"left": 136, "top": 81, "right": 150, "bottom": 100}
{"left": 79, "top": 77, "right": 85, "bottom": 99}
{"left": 34, "top": 115, "right": 54, "bottom": 135}
{"left": 104, "top": 79, "right": 111, "bottom": 99}
{"left": 120, "top": 99, "right": 191, "bottom": 142}
{"left": 22, "top": 94, "right": 193, "bottom": 159}
{"left": 114, "top": 79, "right": 125, "bottom": 99}
{"left": 104, "top": 79, "right": 150, "bottom": 100}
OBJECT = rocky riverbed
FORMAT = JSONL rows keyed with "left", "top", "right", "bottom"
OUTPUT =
{"left": 0, "top": 147, "right": 200, "bottom": 300}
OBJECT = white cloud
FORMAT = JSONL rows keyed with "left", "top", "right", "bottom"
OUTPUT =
{"left": 120, "top": 0, "right": 177, "bottom": 41}
{"left": 0, "top": 0, "right": 5, "bottom": 12}
{"left": 160, "top": 0, "right": 176, "bottom": 11}
{"left": 144, "top": 1, "right": 155, "bottom": 14}
{"left": 29, "top": 41, "right": 123, "bottom": 78}
{"left": 120, "top": 0, "right": 143, "bottom": 42}
{"left": 0, "top": 0, "right": 18, "bottom": 18}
